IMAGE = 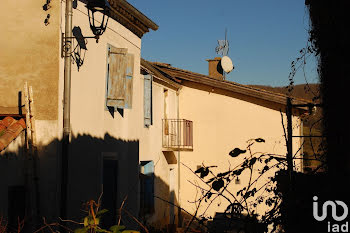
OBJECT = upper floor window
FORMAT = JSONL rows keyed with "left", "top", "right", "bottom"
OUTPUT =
{"left": 106, "top": 44, "right": 134, "bottom": 110}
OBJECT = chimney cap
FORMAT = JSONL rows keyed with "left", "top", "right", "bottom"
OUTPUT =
{"left": 206, "top": 57, "right": 222, "bottom": 62}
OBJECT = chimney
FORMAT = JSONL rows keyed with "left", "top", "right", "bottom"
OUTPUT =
{"left": 206, "top": 57, "right": 223, "bottom": 80}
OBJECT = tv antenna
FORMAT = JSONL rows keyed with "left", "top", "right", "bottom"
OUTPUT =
{"left": 215, "top": 29, "right": 234, "bottom": 79}
{"left": 216, "top": 29, "right": 229, "bottom": 56}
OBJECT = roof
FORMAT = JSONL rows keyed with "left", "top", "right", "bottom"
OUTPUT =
{"left": 141, "top": 59, "right": 312, "bottom": 111}
{"left": 140, "top": 58, "right": 181, "bottom": 90}
{"left": 80, "top": 0, "right": 158, "bottom": 38}
{"left": 0, "top": 117, "right": 26, "bottom": 153}
{"left": 109, "top": 0, "right": 158, "bottom": 37}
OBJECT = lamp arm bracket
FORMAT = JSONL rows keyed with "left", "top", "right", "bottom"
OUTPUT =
{"left": 61, "top": 32, "right": 99, "bottom": 58}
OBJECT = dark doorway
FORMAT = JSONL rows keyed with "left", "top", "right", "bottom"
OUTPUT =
{"left": 8, "top": 186, "right": 26, "bottom": 231}
{"left": 101, "top": 158, "right": 118, "bottom": 228}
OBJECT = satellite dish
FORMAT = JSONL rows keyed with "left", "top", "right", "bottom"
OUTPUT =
{"left": 221, "top": 56, "right": 234, "bottom": 73}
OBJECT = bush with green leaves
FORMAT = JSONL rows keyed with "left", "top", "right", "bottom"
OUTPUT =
{"left": 73, "top": 200, "right": 140, "bottom": 233}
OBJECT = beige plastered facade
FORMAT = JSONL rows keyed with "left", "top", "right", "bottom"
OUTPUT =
{"left": 0, "top": 0, "right": 61, "bottom": 219}
{"left": 177, "top": 81, "right": 303, "bottom": 219}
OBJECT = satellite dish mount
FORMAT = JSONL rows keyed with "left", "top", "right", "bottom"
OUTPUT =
{"left": 215, "top": 29, "right": 234, "bottom": 79}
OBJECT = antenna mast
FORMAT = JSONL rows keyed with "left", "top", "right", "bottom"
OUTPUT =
{"left": 215, "top": 28, "right": 234, "bottom": 80}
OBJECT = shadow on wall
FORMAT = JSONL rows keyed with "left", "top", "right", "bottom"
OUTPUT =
{"left": 0, "top": 132, "right": 188, "bottom": 232}
{"left": 67, "top": 133, "right": 140, "bottom": 230}
{"left": 138, "top": 157, "right": 183, "bottom": 232}
{"left": 0, "top": 133, "right": 142, "bottom": 231}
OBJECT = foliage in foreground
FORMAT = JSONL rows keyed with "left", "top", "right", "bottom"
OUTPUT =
{"left": 184, "top": 138, "right": 292, "bottom": 232}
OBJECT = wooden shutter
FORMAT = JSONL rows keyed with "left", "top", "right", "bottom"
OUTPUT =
{"left": 106, "top": 47, "right": 127, "bottom": 108}
{"left": 124, "top": 53, "right": 134, "bottom": 109}
{"left": 144, "top": 74, "right": 152, "bottom": 126}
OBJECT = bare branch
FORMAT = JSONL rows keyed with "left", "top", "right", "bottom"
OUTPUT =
{"left": 58, "top": 217, "right": 84, "bottom": 225}
{"left": 118, "top": 195, "right": 128, "bottom": 226}
{"left": 121, "top": 208, "right": 149, "bottom": 233}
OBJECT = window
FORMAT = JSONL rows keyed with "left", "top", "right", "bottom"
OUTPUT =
{"left": 140, "top": 160, "right": 154, "bottom": 215}
{"left": 106, "top": 44, "right": 134, "bottom": 110}
{"left": 144, "top": 74, "right": 152, "bottom": 127}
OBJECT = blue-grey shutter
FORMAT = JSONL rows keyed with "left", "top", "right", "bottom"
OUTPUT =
{"left": 106, "top": 47, "right": 127, "bottom": 108}
{"left": 144, "top": 74, "right": 152, "bottom": 126}
{"left": 141, "top": 161, "right": 154, "bottom": 213}
{"left": 124, "top": 53, "right": 134, "bottom": 109}
{"left": 143, "top": 160, "right": 154, "bottom": 175}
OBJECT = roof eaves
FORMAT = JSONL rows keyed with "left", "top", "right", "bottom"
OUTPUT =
{"left": 150, "top": 63, "right": 312, "bottom": 109}
{"left": 100, "top": 0, "right": 159, "bottom": 38}
{"left": 114, "top": 0, "right": 159, "bottom": 31}
{"left": 141, "top": 59, "right": 181, "bottom": 90}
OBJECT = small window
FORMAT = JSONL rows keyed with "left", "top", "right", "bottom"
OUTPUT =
{"left": 144, "top": 74, "right": 153, "bottom": 127}
{"left": 106, "top": 44, "right": 134, "bottom": 110}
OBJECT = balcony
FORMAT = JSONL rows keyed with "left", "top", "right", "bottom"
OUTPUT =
{"left": 162, "top": 119, "right": 193, "bottom": 151}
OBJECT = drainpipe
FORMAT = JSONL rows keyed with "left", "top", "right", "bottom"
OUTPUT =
{"left": 176, "top": 89, "right": 181, "bottom": 227}
{"left": 286, "top": 97, "right": 293, "bottom": 186}
{"left": 61, "top": 0, "right": 73, "bottom": 220}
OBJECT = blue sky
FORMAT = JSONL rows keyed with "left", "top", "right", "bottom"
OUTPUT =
{"left": 128, "top": 0, "right": 319, "bottom": 87}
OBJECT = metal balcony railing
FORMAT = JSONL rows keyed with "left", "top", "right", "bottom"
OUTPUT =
{"left": 162, "top": 119, "right": 193, "bottom": 151}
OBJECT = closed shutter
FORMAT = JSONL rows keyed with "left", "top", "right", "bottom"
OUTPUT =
{"left": 106, "top": 47, "right": 128, "bottom": 108}
{"left": 144, "top": 74, "right": 152, "bottom": 127}
{"left": 140, "top": 161, "right": 154, "bottom": 214}
{"left": 124, "top": 53, "right": 134, "bottom": 109}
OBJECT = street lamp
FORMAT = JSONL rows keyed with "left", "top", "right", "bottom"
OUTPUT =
{"left": 61, "top": 0, "right": 111, "bottom": 58}
{"left": 86, "top": 0, "right": 111, "bottom": 38}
